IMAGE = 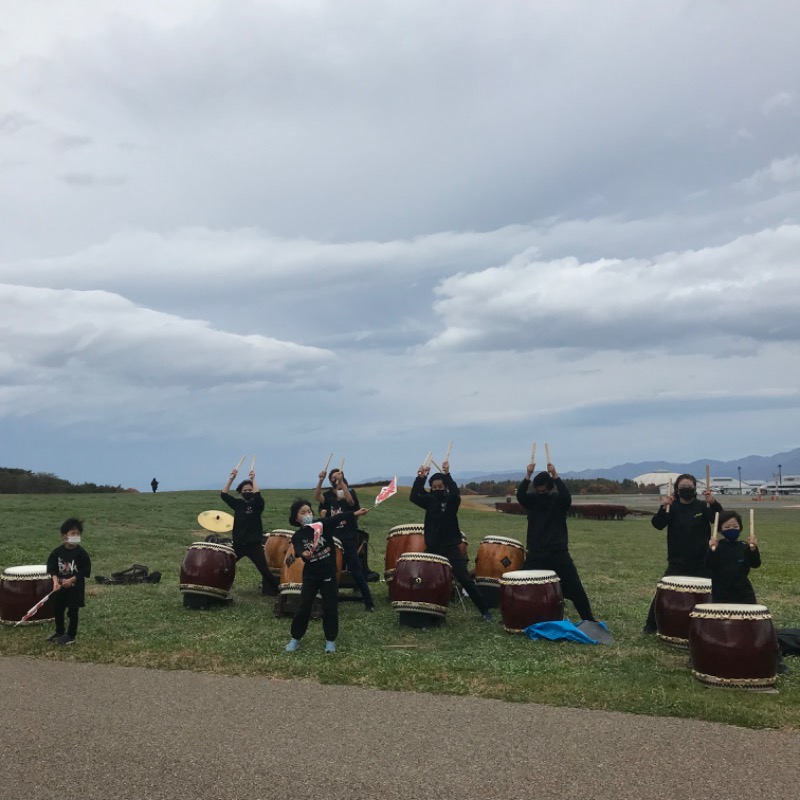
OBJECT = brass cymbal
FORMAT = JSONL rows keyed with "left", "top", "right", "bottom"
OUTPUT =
{"left": 197, "top": 510, "right": 234, "bottom": 533}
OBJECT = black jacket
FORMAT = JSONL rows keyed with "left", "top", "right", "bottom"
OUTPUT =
{"left": 705, "top": 539, "right": 760, "bottom": 603}
{"left": 410, "top": 473, "right": 461, "bottom": 552}
{"left": 651, "top": 498, "right": 722, "bottom": 574}
{"left": 516, "top": 477, "right": 571, "bottom": 556}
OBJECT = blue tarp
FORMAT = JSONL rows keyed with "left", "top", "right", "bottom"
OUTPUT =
{"left": 525, "top": 619, "right": 610, "bottom": 645}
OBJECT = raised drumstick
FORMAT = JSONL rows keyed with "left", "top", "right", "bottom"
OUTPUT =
{"left": 430, "top": 459, "right": 443, "bottom": 473}
{"left": 322, "top": 452, "right": 333, "bottom": 473}
{"left": 711, "top": 511, "right": 720, "bottom": 541}
{"left": 545, "top": 442, "right": 551, "bottom": 465}
{"left": 250, "top": 455, "right": 256, "bottom": 472}
{"left": 445, "top": 440, "right": 453, "bottom": 462}
{"left": 531, "top": 442, "right": 536, "bottom": 463}
{"left": 339, "top": 457, "right": 345, "bottom": 471}
{"left": 423, "top": 451, "right": 433, "bottom": 468}
{"left": 234, "top": 455, "right": 246, "bottom": 472}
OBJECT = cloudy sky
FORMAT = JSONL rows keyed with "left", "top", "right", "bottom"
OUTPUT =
{"left": 1, "top": 0, "right": 798, "bottom": 491}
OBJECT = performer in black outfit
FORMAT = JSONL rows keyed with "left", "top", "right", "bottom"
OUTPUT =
{"left": 284, "top": 499, "right": 370, "bottom": 653}
{"left": 642, "top": 472, "right": 722, "bottom": 633}
{"left": 46, "top": 517, "right": 92, "bottom": 645}
{"left": 706, "top": 510, "right": 760, "bottom": 603}
{"left": 221, "top": 467, "right": 279, "bottom": 595}
{"left": 516, "top": 461, "right": 597, "bottom": 622}
{"left": 314, "top": 468, "right": 374, "bottom": 611}
{"left": 410, "top": 461, "right": 493, "bottom": 622}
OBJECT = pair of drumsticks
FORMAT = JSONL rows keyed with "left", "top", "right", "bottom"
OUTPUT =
{"left": 321, "top": 453, "right": 345, "bottom": 473}
{"left": 529, "top": 442, "right": 551, "bottom": 465}
{"left": 233, "top": 455, "right": 257, "bottom": 473}
{"left": 422, "top": 440, "right": 453, "bottom": 473}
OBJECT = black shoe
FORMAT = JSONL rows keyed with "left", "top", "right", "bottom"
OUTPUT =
{"left": 57, "top": 635, "right": 76, "bottom": 646}
{"left": 641, "top": 625, "right": 657, "bottom": 635}
{"left": 46, "top": 632, "right": 63, "bottom": 642}
{"left": 481, "top": 612, "right": 494, "bottom": 623}
{"left": 365, "top": 605, "right": 375, "bottom": 613}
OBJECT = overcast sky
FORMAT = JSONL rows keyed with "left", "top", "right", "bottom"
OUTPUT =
{"left": 1, "top": 0, "right": 798, "bottom": 491}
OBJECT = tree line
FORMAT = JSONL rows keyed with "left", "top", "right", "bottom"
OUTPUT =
{"left": 463, "top": 478, "right": 660, "bottom": 496}
{"left": 0, "top": 467, "right": 126, "bottom": 494}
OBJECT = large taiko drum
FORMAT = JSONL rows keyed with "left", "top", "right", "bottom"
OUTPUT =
{"left": 689, "top": 603, "right": 778, "bottom": 689}
{"left": 391, "top": 552, "right": 453, "bottom": 627}
{"left": 279, "top": 537, "right": 344, "bottom": 596}
{"left": 384, "top": 525, "right": 426, "bottom": 598}
{"left": 0, "top": 565, "right": 54, "bottom": 625}
{"left": 499, "top": 570, "right": 564, "bottom": 633}
{"left": 179, "top": 542, "right": 236, "bottom": 603}
{"left": 474, "top": 536, "right": 525, "bottom": 607}
{"left": 654, "top": 575, "right": 712, "bottom": 648}
{"left": 264, "top": 530, "right": 294, "bottom": 579}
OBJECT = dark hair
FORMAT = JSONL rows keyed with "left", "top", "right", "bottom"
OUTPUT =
{"left": 289, "top": 498, "right": 313, "bottom": 527}
{"left": 673, "top": 474, "right": 696, "bottom": 494}
{"left": 532, "top": 471, "right": 554, "bottom": 490}
{"left": 236, "top": 480, "right": 254, "bottom": 494}
{"left": 718, "top": 510, "right": 743, "bottom": 529}
{"left": 428, "top": 473, "right": 445, "bottom": 487}
{"left": 329, "top": 469, "right": 347, "bottom": 484}
{"left": 60, "top": 518, "right": 84, "bottom": 535}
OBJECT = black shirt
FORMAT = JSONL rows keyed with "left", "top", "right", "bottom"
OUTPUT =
{"left": 220, "top": 491, "right": 265, "bottom": 548}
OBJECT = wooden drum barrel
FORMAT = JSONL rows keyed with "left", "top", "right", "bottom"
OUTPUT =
{"left": 391, "top": 552, "right": 453, "bottom": 627}
{"left": 654, "top": 575, "right": 712, "bottom": 648}
{"left": 499, "top": 570, "right": 564, "bottom": 633}
{"left": 689, "top": 603, "right": 778, "bottom": 689}
{"left": 384, "top": 525, "right": 426, "bottom": 598}
{"left": 179, "top": 542, "right": 236, "bottom": 602}
{"left": 0, "top": 565, "right": 54, "bottom": 625}
{"left": 474, "top": 535, "right": 525, "bottom": 607}
{"left": 264, "top": 530, "right": 294, "bottom": 580}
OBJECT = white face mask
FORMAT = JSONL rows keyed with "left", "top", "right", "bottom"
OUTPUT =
{"left": 300, "top": 513, "right": 313, "bottom": 526}
{"left": 66, "top": 535, "right": 81, "bottom": 544}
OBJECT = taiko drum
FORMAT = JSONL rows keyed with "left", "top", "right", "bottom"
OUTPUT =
{"left": 264, "top": 530, "right": 294, "bottom": 579}
{"left": 689, "top": 603, "right": 778, "bottom": 689}
{"left": 654, "top": 575, "right": 712, "bottom": 648}
{"left": 391, "top": 552, "right": 453, "bottom": 625}
{"left": 0, "top": 565, "right": 54, "bottom": 625}
{"left": 499, "top": 570, "right": 564, "bottom": 633}
{"left": 179, "top": 542, "right": 236, "bottom": 600}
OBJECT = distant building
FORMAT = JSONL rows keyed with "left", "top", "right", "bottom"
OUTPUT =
{"left": 633, "top": 471, "right": 682, "bottom": 494}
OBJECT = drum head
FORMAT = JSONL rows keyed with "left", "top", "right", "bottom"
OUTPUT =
{"left": 659, "top": 575, "right": 711, "bottom": 590}
{"left": 388, "top": 524, "right": 425, "bottom": 536}
{"left": 480, "top": 535, "right": 524, "bottom": 548}
{"left": 268, "top": 530, "right": 294, "bottom": 539}
{"left": 502, "top": 569, "right": 557, "bottom": 581}
{"left": 397, "top": 552, "right": 450, "bottom": 566}
{"left": 694, "top": 603, "right": 769, "bottom": 614}
{"left": 3, "top": 565, "right": 49, "bottom": 577}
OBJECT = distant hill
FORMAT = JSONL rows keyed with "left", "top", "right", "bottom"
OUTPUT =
{"left": 365, "top": 447, "right": 800, "bottom": 487}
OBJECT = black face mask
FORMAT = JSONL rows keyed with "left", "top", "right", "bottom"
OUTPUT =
{"left": 677, "top": 487, "right": 696, "bottom": 500}
{"left": 241, "top": 491, "right": 254, "bottom": 501}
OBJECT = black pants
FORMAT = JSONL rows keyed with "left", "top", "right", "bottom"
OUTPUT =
{"left": 234, "top": 541, "right": 279, "bottom": 593}
{"left": 53, "top": 597, "right": 80, "bottom": 637}
{"left": 644, "top": 563, "right": 711, "bottom": 630}
{"left": 523, "top": 552, "right": 596, "bottom": 622}
{"left": 291, "top": 574, "right": 339, "bottom": 641}
{"left": 430, "top": 545, "right": 489, "bottom": 615}
{"left": 341, "top": 539, "right": 374, "bottom": 608}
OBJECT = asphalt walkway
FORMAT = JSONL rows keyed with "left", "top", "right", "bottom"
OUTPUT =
{"left": 1, "top": 656, "right": 797, "bottom": 800}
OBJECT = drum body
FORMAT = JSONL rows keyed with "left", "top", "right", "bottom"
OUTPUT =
{"left": 384, "top": 525, "right": 426, "bottom": 598}
{"left": 0, "top": 565, "right": 53, "bottom": 625}
{"left": 391, "top": 552, "right": 453, "bottom": 625}
{"left": 279, "top": 538, "right": 344, "bottom": 596}
{"left": 654, "top": 575, "right": 712, "bottom": 647}
{"left": 179, "top": 542, "right": 236, "bottom": 600}
{"left": 499, "top": 570, "right": 564, "bottom": 633}
{"left": 689, "top": 603, "right": 778, "bottom": 689}
{"left": 474, "top": 536, "right": 525, "bottom": 607}
{"left": 264, "top": 530, "right": 294, "bottom": 578}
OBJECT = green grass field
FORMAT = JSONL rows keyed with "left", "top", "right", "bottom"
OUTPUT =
{"left": 1, "top": 488, "right": 797, "bottom": 729}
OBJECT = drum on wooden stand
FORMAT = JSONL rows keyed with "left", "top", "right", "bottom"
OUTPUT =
{"left": 391, "top": 552, "right": 453, "bottom": 628}
{"left": 264, "top": 530, "right": 294, "bottom": 582}
{"left": 275, "top": 537, "right": 344, "bottom": 617}
{"left": 499, "top": 570, "right": 564, "bottom": 633}
{"left": 384, "top": 525, "right": 426, "bottom": 600}
{"left": 654, "top": 575, "right": 712, "bottom": 648}
{"left": 689, "top": 603, "right": 778, "bottom": 689}
{"left": 179, "top": 542, "right": 236, "bottom": 610}
{"left": 0, "top": 565, "right": 54, "bottom": 625}
{"left": 473, "top": 536, "right": 525, "bottom": 608}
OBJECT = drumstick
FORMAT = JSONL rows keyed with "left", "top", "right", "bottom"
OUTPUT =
{"left": 705, "top": 464, "right": 711, "bottom": 495}
{"left": 322, "top": 452, "right": 333, "bottom": 473}
{"left": 234, "top": 455, "right": 246, "bottom": 472}
{"left": 545, "top": 442, "right": 551, "bottom": 465}
{"left": 423, "top": 451, "right": 432, "bottom": 468}
{"left": 711, "top": 511, "right": 719, "bottom": 542}
{"left": 430, "top": 458, "right": 443, "bottom": 473}
{"left": 531, "top": 441, "right": 536, "bottom": 464}
{"left": 250, "top": 455, "right": 256, "bottom": 472}
{"left": 750, "top": 508, "right": 755, "bottom": 537}
{"left": 339, "top": 457, "right": 345, "bottom": 471}
{"left": 444, "top": 440, "right": 453, "bottom": 462}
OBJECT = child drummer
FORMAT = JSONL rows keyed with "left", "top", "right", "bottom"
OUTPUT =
{"left": 46, "top": 518, "right": 92, "bottom": 645}
{"left": 706, "top": 510, "right": 761, "bottom": 604}
{"left": 284, "top": 499, "right": 369, "bottom": 654}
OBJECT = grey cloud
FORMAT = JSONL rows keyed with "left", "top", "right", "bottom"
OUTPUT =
{"left": 60, "top": 172, "right": 127, "bottom": 187}
{"left": 53, "top": 134, "right": 92, "bottom": 151}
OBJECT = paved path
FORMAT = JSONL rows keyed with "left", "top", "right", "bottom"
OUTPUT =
{"left": 1, "top": 656, "right": 797, "bottom": 800}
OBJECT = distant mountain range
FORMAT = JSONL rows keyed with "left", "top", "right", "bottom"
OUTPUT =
{"left": 366, "top": 447, "right": 800, "bottom": 487}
